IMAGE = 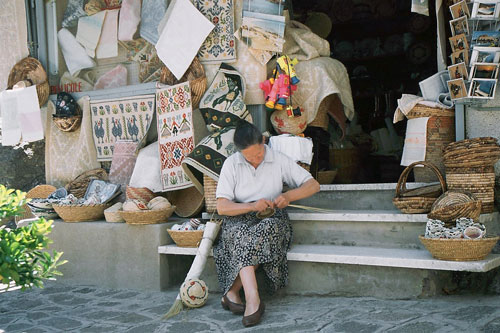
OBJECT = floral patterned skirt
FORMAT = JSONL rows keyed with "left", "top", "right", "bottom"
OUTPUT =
{"left": 213, "top": 209, "right": 293, "bottom": 295}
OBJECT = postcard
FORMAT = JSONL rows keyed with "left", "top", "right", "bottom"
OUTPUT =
{"left": 447, "top": 78, "right": 468, "bottom": 99}
{"left": 450, "top": 16, "right": 469, "bottom": 36}
{"left": 450, "top": 1, "right": 470, "bottom": 19}
{"left": 448, "top": 62, "right": 469, "bottom": 80}
{"left": 472, "top": 1, "right": 500, "bottom": 19}
{"left": 243, "top": 0, "right": 286, "bottom": 16}
{"left": 471, "top": 31, "right": 500, "bottom": 47}
{"left": 470, "top": 46, "right": 500, "bottom": 63}
{"left": 468, "top": 78, "right": 497, "bottom": 98}
{"left": 451, "top": 49, "right": 470, "bottom": 65}
{"left": 471, "top": 63, "right": 499, "bottom": 79}
{"left": 449, "top": 33, "right": 469, "bottom": 52}
{"left": 241, "top": 11, "right": 285, "bottom": 52}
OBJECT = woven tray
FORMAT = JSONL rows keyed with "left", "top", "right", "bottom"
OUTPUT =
{"left": 419, "top": 235, "right": 499, "bottom": 261}
{"left": 203, "top": 174, "right": 217, "bottom": 213}
{"left": 53, "top": 204, "right": 110, "bottom": 222}
{"left": 119, "top": 206, "right": 176, "bottom": 225}
{"left": 393, "top": 161, "right": 446, "bottom": 214}
{"left": 427, "top": 191, "right": 481, "bottom": 223}
{"left": 167, "top": 229, "right": 204, "bottom": 247}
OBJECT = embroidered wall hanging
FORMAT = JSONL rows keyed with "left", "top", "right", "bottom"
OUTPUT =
{"left": 193, "top": 0, "right": 236, "bottom": 64}
{"left": 90, "top": 95, "right": 155, "bottom": 161}
{"left": 156, "top": 82, "right": 195, "bottom": 191}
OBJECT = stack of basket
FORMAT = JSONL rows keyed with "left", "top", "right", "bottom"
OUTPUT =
{"left": 443, "top": 137, "right": 500, "bottom": 213}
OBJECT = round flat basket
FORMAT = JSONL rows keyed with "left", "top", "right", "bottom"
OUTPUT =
{"left": 393, "top": 161, "right": 446, "bottom": 214}
{"left": 16, "top": 184, "right": 57, "bottom": 223}
{"left": 427, "top": 191, "right": 481, "bottom": 223}
{"left": 419, "top": 235, "right": 499, "bottom": 261}
{"left": 167, "top": 229, "right": 204, "bottom": 247}
{"left": 53, "top": 204, "right": 110, "bottom": 222}
{"left": 8, "top": 57, "right": 50, "bottom": 106}
{"left": 119, "top": 206, "right": 176, "bottom": 225}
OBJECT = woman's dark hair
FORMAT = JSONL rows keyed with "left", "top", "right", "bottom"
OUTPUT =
{"left": 233, "top": 121, "right": 263, "bottom": 150}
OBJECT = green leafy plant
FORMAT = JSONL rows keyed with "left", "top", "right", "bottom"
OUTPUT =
{"left": 0, "top": 185, "right": 67, "bottom": 290}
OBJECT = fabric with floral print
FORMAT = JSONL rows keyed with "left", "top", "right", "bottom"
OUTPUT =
{"left": 156, "top": 82, "right": 195, "bottom": 191}
{"left": 193, "top": 0, "right": 236, "bottom": 64}
{"left": 213, "top": 209, "right": 293, "bottom": 295}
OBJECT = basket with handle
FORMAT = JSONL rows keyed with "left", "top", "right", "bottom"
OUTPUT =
{"left": 393, "top": 161, "right": 447, "bottom": 214}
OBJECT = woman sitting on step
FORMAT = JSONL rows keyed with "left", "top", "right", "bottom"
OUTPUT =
{"left": 213, "top": 121, "right": 320, "bottom": 327}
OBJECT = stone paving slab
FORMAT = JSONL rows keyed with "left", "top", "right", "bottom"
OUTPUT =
{"left": 2, "top": 281, "right": 500, "bottom": 332}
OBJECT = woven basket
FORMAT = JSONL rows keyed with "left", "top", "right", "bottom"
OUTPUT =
{"left": 446, "top": 171, "right": 495, "bottom": 214}
{"left": 166, "top": 186, "right": 205, "bottom": 218}
{"left": 204, "top": 174, "right": 217, "bottom": 213}
{"left": 53, "top": 204, "right": 110, "bottom": 222}
{"left": 66, "top": 168, "right": 108, "bottom": 198}
{"left": 53, "top": 116, "right": 82, "bottom": 132}
{"left": 160, "top": 57, "right": 206, "bottom": 109}
{"left": 393, "top": 161, "right": 447, "bottom": 214}
{"left": 309, "top": 94, "right": 342, "bottom": 130}
{"left": 119, "top": 206, "right": 176, "bottom": 225}
{"left": 16, "top": 185, "right": 57, "bottom": 223}
{"left": 317, "top": 170, "right": 338, "bottom": 184}
{"left": 427, "top": 191, "right": 482, "bottom": 224}
{"left": 167, "top": 229, "right": 204, "bottom": 247}
{"left": 126, "top": 186, "right": 156, "bottom": 203}
{"left": 7, "top": 57, "right": 50, "bottom": 106}
{"left": 419, "top": 235, "right": 499, "bottom": 261}
{"left": 443, "top": 137, "right": 500, "bottom": 168}
{"left": 329, "top": 147, "right": 360, "bottom": 184}
{"left": 104, "top": 203, "right": 124, "bottom": 223}
{"left": 406, "top": 104, "right": 455, "bottom": 182}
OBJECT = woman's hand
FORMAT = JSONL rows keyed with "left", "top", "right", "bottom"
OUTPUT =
{"left": 274, "top": 194, "right": 290, "bottom": 209}
{"left": 253, "top": 199, "right": 274, "bottom": 212}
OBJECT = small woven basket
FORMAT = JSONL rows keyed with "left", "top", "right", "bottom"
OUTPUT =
{"left": 16, "top": 185, "right": 57, "bottom": 223}
{"left": 119, "top": 206, "right": 176, "bottom": 225}
{"left": 53, "top": 115, "right": 82, "bottom": 132}
{"left": 66, "top": 168, "right": 108, "bottom": 198}
{"left": 53, "top": 204, "right": 110, "bottom": 222}
{"left": 419, "top": 235, "right": 499, "bottom": 261}
{"left": 160, "top": 57, "right": 206, "bottom": 109}
{"left": 393, "top": 161, "right": 446, "bottom": 214}
{"left": 167, "top": 229, "right": 204, "bottom": 247}
{"left": 427, "top": 191, "right": 482, "bottom": 224}
{"left": 203, "top": 174, "right": 217, "bottom": 213}
{"left": 8, "top": 57, "right": 50, "bottom": 106}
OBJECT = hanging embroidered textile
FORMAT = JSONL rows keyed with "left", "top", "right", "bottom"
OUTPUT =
{"left": 90, "top": 95, "right": 155, "bottom": 161}
{"left": 156, "top": 82, "right": 195, "bottom": 191}
{"left": 193, "top": 0, "right": 236, "bottom": 64}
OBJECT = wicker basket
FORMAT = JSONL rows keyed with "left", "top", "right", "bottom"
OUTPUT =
{"left": 16, "top": 185, "right": 57, "bottom": 223}
{"left": 66, "top": 168, "right": 108, "bottom": 198}
{"left": 443, "top": 137, "right": 500, "bottom": 168}
{"left": 427, "top": 191, "right": 482, "bottom": 224}
{"left": 329, "top": 147, "right": 360, "bottom": 184}
{"left": 7, "top": 57, "right": 50, "bottom": 106}
{"left": 446, "top": 170, "right": 496, "bottom": 214}
{"left": 204, "top": 174, "right": 217, "bottom": 213}
{"left": 104, "top": 203, "right": 125, "bottom": 223}
{"left": 53, "top": 115, "right": 82, "bottom": 132}
{"left": 119, "top": 206, "right": 176, "bottom": 225}
{"left": 126, "top": 186, "right": 156, "bottom": 203}
{"left": 419, "top": 235, "right": 499, "bottom": 261}
{"left": 53, "top": 204, "right": 110, "bottom": 222}
{"left": 406, "top": 104, "right": 455, "bottom": 182}
{"left": 160, "top": 57, "right": 206, "bottom": 109}
{"left": 317, "top": 170, "right": 338, "bottom": 184}
{"left": 167, "top": 229, "right": 204, "bottom": 247}
{"left": 393, "top": 161, "right": 447, "bottom": 214}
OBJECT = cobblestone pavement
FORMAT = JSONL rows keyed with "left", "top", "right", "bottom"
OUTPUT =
{"left": 2, "top": 281, "right": 500, "bottom": 332}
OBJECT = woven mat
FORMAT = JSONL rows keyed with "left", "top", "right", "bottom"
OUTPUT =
{"left": 45, "top": 97, "right": 100, "bottom": 188}
{"left": 156, "top": 82, "right": 195, "bottom": 191}
{"left": 90, "top": 94, "right": 155, "bottom": 161}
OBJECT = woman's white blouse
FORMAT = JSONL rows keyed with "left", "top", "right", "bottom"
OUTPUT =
{"left": 216, "top": 145, "right": 313, "bottom": 203}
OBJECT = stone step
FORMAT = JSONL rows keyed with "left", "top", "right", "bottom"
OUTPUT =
{"left": 158, "top": 243, "right": 500, "bottom": 273}
{"left": 202, "top": 211, "right": 500, "bottom": 249}
{"left": 295, "top": 183, "right": 434, "bottom": 210}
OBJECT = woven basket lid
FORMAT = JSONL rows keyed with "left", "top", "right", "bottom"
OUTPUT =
{"left": 430, "top": 190, "right": 478, "bottom": 211}
{"left": 8, "top": 57, "right": 47, "bottom": 88}
{"left": 166, "top": 186, "right": 204, "bottom": 218}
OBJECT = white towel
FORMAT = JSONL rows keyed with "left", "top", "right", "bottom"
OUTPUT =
{"left": 58, "top": 28, "right": 96, "bottom": 76}
{"left": 96, "top": 9, "right": 119, "bottom": 59}
{"left": 269, "top": 134, "right": 313, "bottom": 165}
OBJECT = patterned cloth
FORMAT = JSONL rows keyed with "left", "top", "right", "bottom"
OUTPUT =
{"left": 213, "top": 209, "right": 293, "bottom": 295}
{"left": 45, "top": 97, "right": 100, "bottom": 188}
{"left": 182, "top": 126, "right": 236, "bottom": 193}
{"left": 193, "top": 0, "right": 236, "bottom": 64}
{"left": 139, "top": 0, "right": 168, "bottom": 44}
{"left": 90, "top": 95, "right": 155, "bottom": 161}
{"left": 156, "top": 82, "right": 195, "bottom": 191}
{"left": 199, "top": 63, "right": 252, "bottom": 131}
{"left": 109, "top": 140, "right": 138, "bottom": 201}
